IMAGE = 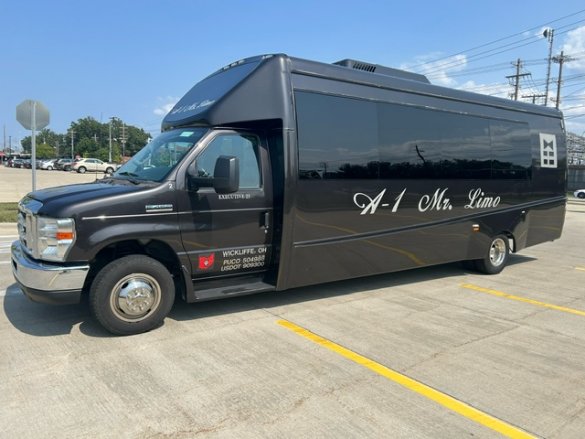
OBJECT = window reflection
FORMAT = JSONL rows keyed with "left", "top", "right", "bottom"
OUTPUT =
{"left": 296, "top": 92, "right": 532, "bottom": 180}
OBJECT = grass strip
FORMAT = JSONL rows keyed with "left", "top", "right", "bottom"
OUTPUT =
{"left": 0, "top": 202, "right": 18, "bottom": 223}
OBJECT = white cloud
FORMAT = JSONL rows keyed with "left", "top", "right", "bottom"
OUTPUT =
{"left": 153, "top": 96, "right": 179, "bottom": 117}
{"left": 459, "top": 80, "right": 510, "bottom": 99}
{"left": 400, "top": 54, "right": 467, "bottom": 87}
{"left": 561, "top": 25, "right": 585, "bottom": 70}
{"left": 559, "top": 25, "right": 585, "bottom": 132}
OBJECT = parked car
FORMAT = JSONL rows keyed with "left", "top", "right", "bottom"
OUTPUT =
{"left": 72, "top": 158, "right": 116, "bottom": 174}
{"left": 22, "top": 159, "right": 33, "bottom": 169}
{"left": 55, "top": 158, "right": 73, "bottom": 171}
{"left": 40, "top": 159, "right": 58, "bottom": 170}
{"left": 574, "top": 189, "right": 585, "bottom": 199}
{"left": 11, "top": 158, "right": 24, "bottom": 168}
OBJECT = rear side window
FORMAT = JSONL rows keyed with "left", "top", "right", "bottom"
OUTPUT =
{"left": 296, "top": 91, "right": 532, "bottom": 180}
{"left": 196, "top": 134, "right": 261, "bottom": 189}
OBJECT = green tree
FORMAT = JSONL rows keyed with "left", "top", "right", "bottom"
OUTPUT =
{"left": 76, "top": 137, "right": 98, "bottom": 157}
{"left": 22, "top": 117, "right": 150, "bottom": 161}
{"left": 36, "top": 143, "right": 56, "bottom": 159}
{"left": 125, "top": 125, "right": 150, "bottom": 156}
{"left": 21, "top": 128, "right": 61, "bottom": 153}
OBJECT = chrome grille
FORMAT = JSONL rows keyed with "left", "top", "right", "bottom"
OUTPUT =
{"left": 17, "top": 197, "right": 42, "bottom": 257}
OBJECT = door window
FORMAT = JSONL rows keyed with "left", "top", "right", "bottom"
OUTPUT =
{"left": 196, "top": 133, "right": 261, "bottom": 189}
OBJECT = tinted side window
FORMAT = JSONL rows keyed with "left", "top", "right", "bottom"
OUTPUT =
{"left": 297, "top": 92, "right": 531, "bottom": 180}
{"left": 490, "top": 121, "right": 531, "bottom": 179}
{"left": 378, "top": 104, "right": 491, "bottom": 179}
{"left": 297, "top": 92, "right": 379, "bottom": 179}
{"left": 378, "top": 104, "right": 442, "bottom": 179}
{"left": 196, "top": 134, "right": 261, "bottom": 189}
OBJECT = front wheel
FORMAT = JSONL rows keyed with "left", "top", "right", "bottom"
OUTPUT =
{"left": 89, "top": 255, "right": 175, "bottom": 335}
{"left": 474, "top": 235, "right": 510, "bottom": 275}
{"left": 578, "top": 192, "right": 585, "bottom": 199}
{"left": 78, "top": 166, "right": 86, "bottom": 174}
{"left": 105, "top": 167, "right": 114, "bottom": 175}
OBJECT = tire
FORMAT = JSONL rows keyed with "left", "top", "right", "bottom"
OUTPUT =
{"left": 78, "top": 166, "right": 86, "bottom": 174}
{"left": 47, "top": 166, "right": 53, "bottom": 170}
{"left": 106, "top": 167, "right": 114, "bottom": 175}
{"left": 89, "top": 255, "right": 175, "bottom": 335}
{"left": 578, "top": 192, "right": 585, "bottom": 199}
{"left": 474, "top": 235, "right": 510, "bottom": 275}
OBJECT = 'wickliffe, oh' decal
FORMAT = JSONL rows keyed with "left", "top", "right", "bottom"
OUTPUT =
{"left": 353, "top": 188, "right": 501, "bottom": 215}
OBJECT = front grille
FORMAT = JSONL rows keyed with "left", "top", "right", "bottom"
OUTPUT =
{"left": 17, "top": 197, "right": 42, "bottom": 257}
{"left": 17, "top": 209, "right": 33, "bottom": 254}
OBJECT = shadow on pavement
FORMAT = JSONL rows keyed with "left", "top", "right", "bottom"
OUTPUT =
{"left": 168, "top": 256, "right": 536, "bottom": 323}
{"left": 3, "top": 284, "right": 111, "bottom": 337}
{"left": 3, "top": 255, "right": 536, "bottom": 337}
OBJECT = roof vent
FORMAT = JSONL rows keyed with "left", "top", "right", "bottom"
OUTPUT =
{"left": 333, "top": 59, "right": 430, "bottom": 83}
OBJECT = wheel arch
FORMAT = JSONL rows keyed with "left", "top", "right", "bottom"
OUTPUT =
{"left": 84, "top": 238, "right": 189, "bottom": 301}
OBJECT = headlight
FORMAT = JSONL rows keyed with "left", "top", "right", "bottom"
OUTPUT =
{"left": 35, "top": 217, "right": 75, "bottom": 262}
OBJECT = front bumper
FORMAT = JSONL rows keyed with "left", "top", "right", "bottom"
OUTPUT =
{"left": 11, "top": 240, "right": 89, "bottom": 305}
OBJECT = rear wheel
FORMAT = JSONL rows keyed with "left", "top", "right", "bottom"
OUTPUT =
{"left": 106, "top": 167, "right": 114, "bottom": 175}
{"left": 474, "top": 235, "right": 510, "bottom": 275}
{"left": 89, "top": 255, "right": 175, "bottom": 335}
{"left": 578, "top": 192, "right": 585, "bottom": 199}
{"left": 78, "top": 166, "right": 86, "bottom": 173}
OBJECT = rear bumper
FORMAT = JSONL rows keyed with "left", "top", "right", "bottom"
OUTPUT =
{"left": 11, "top": 241, "right": 89, "bottom": 305}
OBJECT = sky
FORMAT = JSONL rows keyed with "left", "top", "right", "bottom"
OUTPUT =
{"left": 2, "top": 0, "right": 585, "bottom": 152}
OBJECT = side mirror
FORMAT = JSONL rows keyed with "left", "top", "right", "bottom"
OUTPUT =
{"left": 213, "top": 156, "right": 239, "bottom": 194}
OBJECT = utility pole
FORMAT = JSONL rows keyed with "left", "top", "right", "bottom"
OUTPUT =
{"left": 69, "top": 130, "right": 75, "bottom": 160}
{"left": 506, "top": 59, "right": 531, "bottom": 101}
{"left": 552, "top": 51, "right": 574, "bottom": 109}
{"left": 522, "top": 94, "right": 546, "bottom": 104}
{"left": 543, "top": 29, "right": 554, "bottom": 106}
{"left": 109, "top": 116, "right": 117, "bottom": 162}
{"left": 120, "top": 123, "right": 127, "bottom": 161}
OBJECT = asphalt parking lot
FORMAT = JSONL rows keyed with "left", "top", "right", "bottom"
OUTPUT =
{"left": 1, "top": 166, "right": 585, "bottom": 438}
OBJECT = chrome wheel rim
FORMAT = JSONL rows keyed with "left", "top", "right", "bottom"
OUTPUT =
{"left": 489, "top": 238, "right": 507, "bottom": 267}
{"left": 110, "top": 274, "right": 162, "bottom": 322}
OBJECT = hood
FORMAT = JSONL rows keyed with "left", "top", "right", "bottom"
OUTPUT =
{"left": 25, "top": 181, "right": 152, "bottom": 219}
{"left": 29, "top": 182, "right": 141, "bottom": 204}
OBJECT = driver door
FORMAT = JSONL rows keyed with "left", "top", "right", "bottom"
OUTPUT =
{"left": 177, "top": 130, "right": 274, "bottom": 281}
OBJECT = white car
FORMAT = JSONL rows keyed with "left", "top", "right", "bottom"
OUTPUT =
{"left": 72, "top": 158, "right": 116, "bottom": 174}
{"left": 40, "top": 159, "right": 58, "bottom": 170}
{"left": 574, "top": 189, "right": 585, "bottom": 199}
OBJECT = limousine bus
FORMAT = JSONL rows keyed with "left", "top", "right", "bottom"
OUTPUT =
{"left": 12, "top": 54, "right": 566, "bottom": 334}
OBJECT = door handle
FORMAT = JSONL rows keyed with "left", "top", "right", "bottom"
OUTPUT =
{"left": 262, "top": 211, "right": 270, "bottom": 233}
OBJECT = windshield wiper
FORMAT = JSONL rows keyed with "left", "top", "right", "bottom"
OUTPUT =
{"left": 113, "top": 171, "right": 142, "bottom": 185}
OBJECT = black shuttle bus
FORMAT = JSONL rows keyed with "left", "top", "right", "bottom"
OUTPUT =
{"left": 12, "top": 54, "right": 567, "bottom": 335}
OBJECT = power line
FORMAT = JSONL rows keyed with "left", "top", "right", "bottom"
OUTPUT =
{"left": 410, "top": 10, "right": 585, "bottom": 70}
{"left": 415, "top": 20, "right": 585, "bottom": 75}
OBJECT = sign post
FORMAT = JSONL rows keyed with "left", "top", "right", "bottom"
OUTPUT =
{"left": 16, "top": 100, "right": 50, "bottom": 191}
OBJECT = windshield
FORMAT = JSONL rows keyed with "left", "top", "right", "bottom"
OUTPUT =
{"left": 113, "top": 128, "right": 208, "bottom": 182}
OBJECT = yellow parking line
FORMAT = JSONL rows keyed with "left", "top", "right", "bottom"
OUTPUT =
{"left": 461, "top": 284, "right": 585, "bottom": 317}
{"left": 277, "top": 319, "right": 534, "bottom": 439}
{"left": 576, "top": 267, "right": 585, "bottom": 272}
